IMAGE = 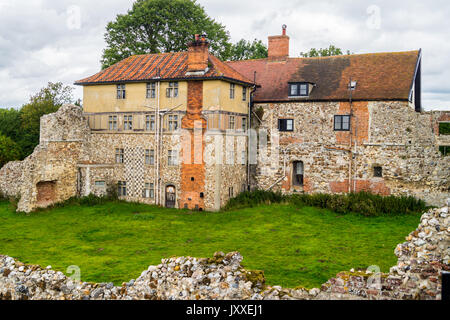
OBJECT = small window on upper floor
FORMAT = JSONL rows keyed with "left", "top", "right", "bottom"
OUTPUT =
{"left": 230, "top": 83, "right": 235, "bottom": 99}
{"left": 146, "top": 83, "right": 156, "bottom": 99}
{"left": 278, "top": 119, "right": 294, "bottom": 132}
{"left": 117, "top": 84, "right": 126, "bottom": 99}
{"left": 166, "top": 82, "right": 179, "bottom": 98}
{"left": 289, "top": 83, "right": 309, "bottom": 97}
{"left": 242, "top": 87, "right": 247, "bottom": 101}
{"left": 334, "top": 115, "right": 350, "bottom": 131}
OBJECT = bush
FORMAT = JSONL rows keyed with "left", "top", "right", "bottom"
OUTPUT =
{"left": 224, "top": 190, "right": 286, "bottom": 210}
{"left": 225, "top": 190, "right": 426, "bottom": 216}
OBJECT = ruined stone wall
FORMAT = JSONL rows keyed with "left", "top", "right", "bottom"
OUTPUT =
{"left": 11, "top": 105, "right": 91, "bottom": 212}
{"left": 253, "top": 101, "right": 449, "bottom": 206}
{"left": 1, "top": 204, "right": 448, "bottom": 300}
{"left": 0, "top": 161, "right": 24, "bottom": 198}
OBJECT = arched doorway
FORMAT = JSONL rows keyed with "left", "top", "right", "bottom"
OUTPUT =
{"left": 165, "top": 185, "right": 176, "bottom": 208}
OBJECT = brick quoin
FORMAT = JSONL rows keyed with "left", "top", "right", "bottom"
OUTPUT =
{"left": 180, "top": 81, "right": 207, "bottom": 210}
{"left": 336, "top": 101, "right": 369, "bottom": 145}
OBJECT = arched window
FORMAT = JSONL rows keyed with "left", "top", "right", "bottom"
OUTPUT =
{"left": 293, "top": 161, "right": 304, "bottom": 186}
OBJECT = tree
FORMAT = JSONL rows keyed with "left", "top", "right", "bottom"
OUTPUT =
{"left": 101, "top": 0, "right": 231, "bottom": 69}
{"left": 0, "top": 135, "right": 22, "bottom": 168}
{"left": 0, "top": 108, "right": 22, "bottom": 143}
{"left": 227, "top": 39, "right": 268, "bottom": 61}
{"left": 19, "top": 82, "right": 74, "bottom": 156}
{"left": 300, "top": 45, "right": 352, "bottom": 57}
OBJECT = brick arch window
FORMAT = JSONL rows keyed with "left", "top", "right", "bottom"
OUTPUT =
{"left": 293, "top": 161, "right": 304, "bottom": 186}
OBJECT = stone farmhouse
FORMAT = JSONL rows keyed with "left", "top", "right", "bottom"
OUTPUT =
{"left": 0, "top": 27, "right": 449, "bottom": 213}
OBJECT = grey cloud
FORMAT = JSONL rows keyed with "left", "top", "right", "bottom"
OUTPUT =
{"left": 0, "top": 0, "right": 449, "bottom": 110}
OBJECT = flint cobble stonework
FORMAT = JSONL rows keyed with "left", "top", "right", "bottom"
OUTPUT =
{"left": 253, "top": 101, "right": 449, "bottom": 206}
{"left": 0, "top": 204, "right": 448, "bottom": 300}
{"left": 0, "top": 105, "right": 248, "bottom": 212}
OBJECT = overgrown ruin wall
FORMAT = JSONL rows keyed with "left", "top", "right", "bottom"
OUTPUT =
{"left": 0, "top": 204, "right": 448, "bottom": 300}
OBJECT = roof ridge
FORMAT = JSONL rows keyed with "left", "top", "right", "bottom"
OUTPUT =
{"left": 225, "top": 50, "right": 420, "bottom": 64}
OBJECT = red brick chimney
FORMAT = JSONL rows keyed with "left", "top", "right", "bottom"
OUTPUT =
{"left": 268, "top": 25, "right": 290, "bottom": 60}
{"left": 187, "top": 34, "right": 209, "bottom": 74}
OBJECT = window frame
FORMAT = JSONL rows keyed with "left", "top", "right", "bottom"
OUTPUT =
{"left": 166, "top": 82, "right": 179, "bottom": 98}
{"left": 124, "top": 115, "right": 133, "bottom": 131}
{"left": 278, "top": 119, "right": 294, "bottom": 132}
{"left": 293, "top": 161, "right": 304, "bottom": 186}
{"left": 230, "top": 83, "right": 235, "bottom": 99}
{"left": 374, "top": 166, "right": 383, "bottom": 178}
{"left": 334, "top": 115, "right": 351, "bottom": 132}
{"left": 145, "top": 149, "right": 155, "bottom": 165}
{"left": 118, "top": 181, "right": 127, "bottom": 197}
{"left": 146, "top": 83, "right": 156, "bottom": 99}
{"left": 116, "top": 84, "right": 126, "bottom": 99}
{"left": 146, "top": 115, "right": 156, "bottom": 131}
{"left": 108, "top": 115, "right": 118, "bottom": 131}
{"left": 168, "top": 150, "right": 178, "bottom": 166}
{"left": 242, "top": 86, "right": 247, "bottom": 101}
{"left": 168, "top": 114, "right": 179, "bottom": 132}
{"left": 115, "top": 148, "right": 124, "bottom": 164}
{"left": 143, "top": 182, "right": 155, "bottom": 199}
{"left": 288, "top": 83, "right": 309, "bottom": 97}
{"left": 229, "top": 115, "right": 235, "bottom": 130}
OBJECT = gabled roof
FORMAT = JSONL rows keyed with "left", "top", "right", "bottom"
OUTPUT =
{"left": 226, "top": 50, "right": 421, "bottom": 102}
{"left": 75, "top": 52, "right": 255, "bottom": 86}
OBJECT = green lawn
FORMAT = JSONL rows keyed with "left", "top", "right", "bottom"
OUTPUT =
{"left": 0, "top": 200, "right": 421, "bottom": 289}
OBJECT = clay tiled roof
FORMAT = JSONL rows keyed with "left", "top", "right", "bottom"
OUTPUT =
{"left": 226, "top": 50, "right": 421, "bottom": 102}
{"left": 75, "top": 52, "right": 254, "bottom": 86}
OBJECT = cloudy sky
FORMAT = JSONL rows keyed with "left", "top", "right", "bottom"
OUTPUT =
{"left": 0, "top": 0, "right": 449, "bottom": 111}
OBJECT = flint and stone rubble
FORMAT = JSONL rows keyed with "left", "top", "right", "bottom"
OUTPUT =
{"left": 1, "top": 204, "right": 448, "bottom": 300}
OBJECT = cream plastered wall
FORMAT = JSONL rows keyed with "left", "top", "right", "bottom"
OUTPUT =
{"left": 203, "top": 80, "right": 250, "bottom": 114}
{"left": 83, "top": 82, "right": 188, "bottom": 113}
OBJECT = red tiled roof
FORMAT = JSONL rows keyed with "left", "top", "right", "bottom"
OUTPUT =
{"left": 75, "top": 52, "right": 254, "bottom": 86}
{"left": 226, "top": 51, "right": 420, "bottom": 102}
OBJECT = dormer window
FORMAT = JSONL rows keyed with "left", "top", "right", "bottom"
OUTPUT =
{"left": 289, "top": 83, "right": 309, "bottom": 97}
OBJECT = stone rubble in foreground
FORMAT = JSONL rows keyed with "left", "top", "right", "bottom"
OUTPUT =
{"left": 0, "top": 203, "right": 448, "bottom": 300}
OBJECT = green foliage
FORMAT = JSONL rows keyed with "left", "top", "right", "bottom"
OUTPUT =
{"left": 224, "top": 190, "right": 286, "bottom": 210}
{"left": 300, "top": 45, "right": 352, "bottom": 57}
{"left": 439, "top": 122, "right": 450, "bottom": 135}
{"left": 226, "top": 190, "right": 426, "bottom": 216}
{"left": 0, "top": 108, "right": 22, "bottom": 143}
{"left": 0, "top": 200, "right": 422, "bottom": 288}
{"left": 227, "top": 39, "right": 268, "bottom": 61}
{"left": 0, "top": 135, "right": 22, "bottom": 168}
{"left": 0, "top": 82, "right": 74, "bottom": 159}
{"left": 101, "top": 0, "right": 231, "bottom": 68}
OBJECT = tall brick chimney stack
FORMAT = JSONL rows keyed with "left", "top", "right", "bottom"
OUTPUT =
{"left": 187, "top": 34, "right": 209, "bottom": 74}
{"left": 268, "top": 25, "right": 290, "bottom": 60}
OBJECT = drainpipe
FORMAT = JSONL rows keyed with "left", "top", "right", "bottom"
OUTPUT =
{"left": 155, "top": 77, "right": 161, "bottom": 206}
{"left": 348, "top": 78, "right": 354, "bottom": 193}
{"left": 248, "top": 72, "right": 258, "bottom": 190}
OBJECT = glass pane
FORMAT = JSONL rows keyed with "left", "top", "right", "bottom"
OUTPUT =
{"left": 300, "top": 84, "right": 308, "bottom": 95}
{"left": 286, "top": 120, "right": 293, "bottom": 130}
{"left": 290, "top": 85, "right": 298, "bottom": 96}
{"left": 335, "top": 117, "right": 342, "bottom": 130}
